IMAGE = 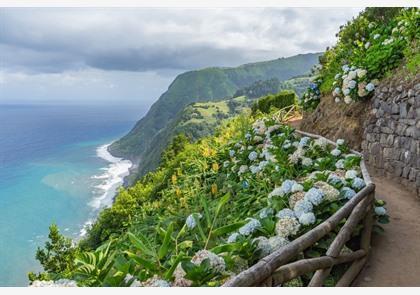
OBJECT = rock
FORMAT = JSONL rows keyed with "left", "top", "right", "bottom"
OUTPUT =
{"left": 400, "top": 102, "right": 408, "bottom": 118}
{"left": 396, "top": 85, "right": 403, "bottom": 92}
{"left": 408, "top": 89, "right": 415, "bottom": 97}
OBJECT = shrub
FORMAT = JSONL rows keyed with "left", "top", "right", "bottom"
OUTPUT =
{"left": 251, "top": 90, "right": 297, "bottom": 114}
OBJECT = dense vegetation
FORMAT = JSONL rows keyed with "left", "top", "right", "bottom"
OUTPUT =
{"left": 30, "top": 104, "right": 389, "bottom": 287}
{"left": 300, "top": 7, "right": 419, "bottom": 111}
{"left": 233, "top": 76, "right": 310, "bottom": 99}
{"left": 109, "top": 53, "right": 321, "bottom": 177}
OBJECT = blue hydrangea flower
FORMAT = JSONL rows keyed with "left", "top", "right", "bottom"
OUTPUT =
{"left": 294, "top": 199, "right": 313, "bottom": 218}
{"left": 229, "top": 150, "right": 235, "bottom": 157}
{"left": 259, "top": 208, "right": 274, "bottom": 219}
{"left": 227, "top": 232, "right": 240, "bottom": 243}
{"left": 281, "top": 179, "right": 296, "bottom": 194}
{"left": 374, "top": 206, "right": 387, "bottom": 216}
{"left": 352, "top": 177, "right": 366, "bottom": 191}
{"left": 276, "top": 208, "right": 296, "bottom": 219}
{"left": 304, "top": 188, "right": 324, "bottom": 206}
{"left": 298, "top": 212, "right": 316, "bottom": 225}
{"left": 327, "top": 173, "right": 343, "bottom": 186}
{"left": 242, "top": 180, "right": 249, "bottom": 189}
{"left": 299, "top": 137, "right": 310, "bottom": 147}
{"left": 245, "top": 133, "right": 252, "bottom": 140}
{"left": 366, "top": 83, "right": 375, "bottom": 92}
{"left": 239, "top": 218, "right": 261, "bottom": 236}
{"left": 250, "top": 165, "right": 261, "bottom": 174}
{"left": 186, "top": 213, "right": 202, "bottom": 229}
{"left": 248, "top": 151, "right": 258, "bottom": 161}
{"left": 340, "top": 187, "right": 357, "bottom": 199}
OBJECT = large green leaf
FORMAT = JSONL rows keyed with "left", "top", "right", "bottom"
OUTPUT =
{"left": 158, "top": 222, "right": 174, "bottom": 260}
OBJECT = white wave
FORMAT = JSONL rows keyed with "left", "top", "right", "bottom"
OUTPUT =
{"left": 79, "top": 143, "right": 132, "bottom": 238}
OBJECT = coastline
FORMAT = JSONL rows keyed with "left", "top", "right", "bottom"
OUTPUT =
{"left": 79, "top": 142, "right": 133, "bottom": 237}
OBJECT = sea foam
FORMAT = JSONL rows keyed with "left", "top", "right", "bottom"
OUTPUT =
{"left": 79, "top": 143, "right": 132, "bottom": 237}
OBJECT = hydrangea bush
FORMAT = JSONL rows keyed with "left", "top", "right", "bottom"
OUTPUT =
{"left": 312, "top": 8, "right": 419, "bottom": 107}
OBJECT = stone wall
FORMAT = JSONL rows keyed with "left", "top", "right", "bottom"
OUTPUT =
{"left": 361, "top": 73, "right": 420, "bottom": 196}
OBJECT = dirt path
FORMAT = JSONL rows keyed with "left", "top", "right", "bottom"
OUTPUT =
{"left": 354, "top": 174, "right": 420, "bottom": 286}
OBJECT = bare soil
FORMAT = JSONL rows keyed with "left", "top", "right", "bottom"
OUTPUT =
{"left": 353, "top": 173, "right": 420, "bottom": 287}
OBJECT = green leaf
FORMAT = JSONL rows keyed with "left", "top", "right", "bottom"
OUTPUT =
{"left": 200, "top": 195, "right": 212, "bottom": 227}
{"left": 210, "top": 243, "right": 238, "bottom": 254}
{"left": 178, "top": 240, "right": 193, "bottom": 250}
{"left": 158, "top": 222, "right": 174, "bottom": 260}
{"left": 211, "top": 221, "right": 246, "bottom": 237}
{"left": 125, "top": 251, "right": 157, "bottom": 271}
{"left": 127, "top": 232, "right": 154, "bottom": 256}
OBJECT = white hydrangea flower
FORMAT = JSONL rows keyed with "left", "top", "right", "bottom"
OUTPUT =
{"left": 268, "top": 236, "right": 289, "bottom": 252}
{"left": 373, "top": 33, "right": 381, "bottom": 40}
{"left": 374, "top": 206, "right": 387, "bottom": 216}
{"left": 335, "top": 73, "right": 341, "bottom": 79}
{"left": 276, "top": 208, "right": 296, "bottom": 219}
{"left": 336, "top": 139, "right": 345, "bottom": 146}
{"left": 245, "top": 133, "right": 252, "bottom": 140}
{"left": 229, "top": 150, "right": 235, "bottom": 157}
{"left": 291, "top": 183, "right": 304, "bottom": 193}
{"left": 191, "top": 250, "right": 226, "bottom": 273}
{"left": 275, "top": 217, "right": 301, "bottom": 238}
{"left": 299, "top": 212, "right": 316, "bottom": 225}
{"left": 356, "top": 69, "right": 367, "bottom": 78}
{"left": 250, "top": 165, "right": 261, "bottom": 174}
{"left": 348, "top": 71, "right": 357, "bottom": 80}
{"left": 248, "top": 151, "right": 258, "bottom": 161}
{"left": 301, "top": 157, "right": 313, "bottom": 167}
{"left": 335, "top": 97, "right": 341, "bottom": 103}
{"left": 331, "top": 148, "right": 341, "bottom": 157}
{"left": 269, "top": 186, "right": 286, "bottom": 198}
{"left": 335, "top": 159, "right": 345, "bottom": 169}
{"left": 294, "top": 199, "right": 313, "bottom": 218}
{"left": 352, "top": 177, "right": 366, "bottom": 191}
{"left": 238, "top": 165, "right": 248, "bottom": 175}
{"left": 144, "top": 276, "right": 171, "bottom": 287}
{"left": 340, "top": 187, "right": 357, "bottom": 200}
{"left": 304, "top": 188, "right": 324, "bottom": 206}
{"left": 227, "top": 232, "right": 240, "bottom": 244}
{"left": 364, "top": 42, "right": 371, "bottom": 49}
{"left": 314, "top": 137, "right": 328, "bottom": 150}
{"left": 344, "top": 96, "right": 352, "bottom": 104}
{"left": 239, "top": 218, "right": 261, "bottom": 236}
{"left": 345, "top": 170, "right": 358, "bottom": 179}
{"left": 314, "top": 181, "right": 340, "bottom": 202}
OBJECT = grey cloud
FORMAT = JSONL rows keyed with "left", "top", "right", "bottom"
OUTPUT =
{"left": 0, "top": 8, "right": 363, "bottom": 74}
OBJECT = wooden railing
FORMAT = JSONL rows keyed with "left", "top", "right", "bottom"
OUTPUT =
{"left": 223, "top": 130, "right": 375, "bottom": 287}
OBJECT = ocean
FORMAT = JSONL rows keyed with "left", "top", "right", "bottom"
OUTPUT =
{"left": 0, "top": 103, "right": 143, "bottom": 286}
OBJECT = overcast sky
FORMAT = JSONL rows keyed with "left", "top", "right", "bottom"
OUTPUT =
{"left": 0, "top": 8, "right": 363, "bottom": 105}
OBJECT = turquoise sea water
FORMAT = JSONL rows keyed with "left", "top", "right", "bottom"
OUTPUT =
{"left": 0, "top": 104, "right": 143, "bottom": 286}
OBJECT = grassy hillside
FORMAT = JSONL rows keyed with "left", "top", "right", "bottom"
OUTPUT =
{"left": 109, "top": 53, "right": 321, "bottom": 175}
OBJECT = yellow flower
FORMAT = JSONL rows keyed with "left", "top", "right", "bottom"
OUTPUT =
{"left": 171, "top": 174, "right": 177, "bottom": 185}
{"left": 176, "top": 187, "right": 182, "bottom": 197}
{"left": 211, "top": 183, "right": 218, "bottom": 195}
{"left": 212, "top": 162, "right": 219, "bottom": 172}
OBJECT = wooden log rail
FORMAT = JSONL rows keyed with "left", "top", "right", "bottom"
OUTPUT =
{"left": 223, "top": 130, "right": 375, "bottom": 287}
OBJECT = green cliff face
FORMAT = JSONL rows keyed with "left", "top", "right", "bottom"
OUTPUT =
{"left": 109, "top": 53, "right": 321, "bottom": 177}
